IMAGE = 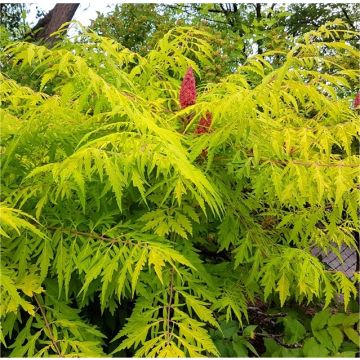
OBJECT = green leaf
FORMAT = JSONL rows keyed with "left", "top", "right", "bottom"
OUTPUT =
{"left": 311, "top": 309, "right": 331, "bottom": 331}
{"left": 218, "top": 211, "right": 238, "bottom": 250}
{"left": 38, "top": 237, "right": 53, "bottom": 282}
{"left": 276, "top": 273, "right": 290, "bottom": 307}
{"left": 326, "top": 326, "right": 343, "bottom": 352}
{"left": 131, "top": 248, "right": 148, "bottom": 297}
{"left": 328, "top": 313, "right": 346, "bottom": 327}
{"left": 232, "top": 340, "right": 248, "bottom": 357}
{"left": 182, "top": 292, "right": 219, "bottom": 328}
{"left": 243, "top": 325, "right": 257, "bottom": 339}
{"left": 148, "top": 249, "right": 165, "bottom": 284}
{"left": 343, "top": 327, "right": 359, "bottom": 345}
{"left": 221, "top": 321, "right": 239, "bottom": 338}
{"left": 303, "top": 338, "right": 329, "bottom": 357}
{"left": 283, "top": 317, "right": 306, "bottom": 343}
{"left": 343, "top": 313, "right": 360, "bottom": 327}
{"left": 313, "top": 329, "right": 333, "bottom": 350}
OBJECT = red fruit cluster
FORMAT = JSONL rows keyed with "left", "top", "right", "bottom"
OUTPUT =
{"left": 179, "top": 67, "right": 196, "bottom": 109}
{"left": 195, "top": 111, "right": 212, "bottom": 134}
{"left": 354, "top": 92, "right": 360, "bottom": 109}
{"left": 178, "top": 67, "right": 213, "bottom": 140}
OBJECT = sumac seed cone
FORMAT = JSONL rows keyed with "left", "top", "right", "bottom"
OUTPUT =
{"left": 195, "top": 111, "right": 212, "bottom": 134}
{"left": 354, "top": 92, "right": 360, "bottom": 109}
{"left": 179, "top": 67, "right": 196, "bottom": 109}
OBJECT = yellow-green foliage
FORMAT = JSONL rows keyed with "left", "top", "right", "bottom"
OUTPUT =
{"left": 0, "top": 21, "right": 359, "bottom": 357}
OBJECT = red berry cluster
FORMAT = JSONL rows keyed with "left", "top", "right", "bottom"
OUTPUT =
{"left": 354, "top": 92, "right": 360, "bottom": 110}
{"left": 195, "top": 111, "right": 212, "bottom": 134}
{"left": 179, "top": 67, "right": 196, "bottom": 109}
{"left": 179, "top": 67, "right": 213, "bottom": 135}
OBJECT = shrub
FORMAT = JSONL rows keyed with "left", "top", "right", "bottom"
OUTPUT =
{"left": 0, "top": 21, "right": 359, "bottom": 357}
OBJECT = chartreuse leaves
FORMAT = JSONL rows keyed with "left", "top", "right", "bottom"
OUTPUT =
{"left": 7, "top": 281, "right": 106, "bottom": 358}
{"left": 138, "top": 208, "right": 194, "bottom": 239}
{"left": 0, "top": 267, "right": 43, "bottom": 317}
{"left": 54, "top": 228, "right": 195, "bottom": 311}
{"left": 0, "top": 205, "right": 48, "bottom": 317}
{"left": 258, "top": 246, "right": 358, "bottom": 309}
{"left": 111, "top": 270, "right": 220, "bottom": 358}
{"left": 0, "top": 204, "right": 46, "bottom": 239}
{"left": 0, "top": 20, "right": 359, "bottom": 358}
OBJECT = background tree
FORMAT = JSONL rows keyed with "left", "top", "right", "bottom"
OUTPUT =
{"left": 90, "top": 4, "right": 176, "bottom": 55}
{"left": 30, "top": 3, "right": 79, "bottom": 45}
{"left": 281, "top": 3, "right": 359, "bottom": 36}
{"left": 0, "top": 3, "right": 29, "bottom": 40}
{"left": 89, "top": 3, "right": 359, "bottom": 79}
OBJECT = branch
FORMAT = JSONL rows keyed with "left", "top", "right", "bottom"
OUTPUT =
{"left": 267, "top": 3, "right": 277, "bottom": 18}
{"left": 167, "top": 4, "right": 228, "bottom": 25}
{"left": 219, "top": 3, "right": 234, "bottom": 27}
{"left": 214, "top": 156, "right": 359, "bottom": 169}
{"left": 255, "top": 332, "right": 303, "bottom": 349}
{"left": 46, "top": 226, "right": 146, "bottom": 248}
{"left": 341, "top": 6, "right": 356, "bottom": 30}
{"left": 166, "top": 268, "right": 175, "bottom": 345}
{"left": 208, "top": 8, "right": 226, "bottom": 14}
{"left": 269, "top": 159, "right": 360, "bottom": 169}
{"left": 34, "top": 294, "right": 61, "bottom": 356}
{"left": 251, "top": 3, "right": 258, "bottom": 12}
{"left": 201, "top": 16, "right": 229, "bottom": 26}
{"left": 248, "top": 307, "right": 287, "bottom": 318}
{"left": 255, "top": 3, "right": 262, "bottom": 20}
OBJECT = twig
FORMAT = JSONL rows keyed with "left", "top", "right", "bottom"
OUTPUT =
{"left": 46, "top": 226, "right": 147, "bottom": 248}
{"left": 213, "top": 156, "right": 359, "bottom": 169}
{"left": 255, "top": 332, "right": 302, "bottom": 349}
{"left": 33, "top": 294, "right": 62, "bottom": 356}
{"left": 248, "top": 307, "right": 287, "bottom": 318}
{"left": 271, "top": 159, "right": 360, "bottom": 169}
{"left": 166, "top": 268, "right": 175, "bottom": 345}
{"left": 341, "top": 6, "right": 356, "bottom": 31}
{"left": 47, "top": 226, "right": 116, "bottom": 242}
{"left": 267, "top": 3, "right": 277, "bottom": 18}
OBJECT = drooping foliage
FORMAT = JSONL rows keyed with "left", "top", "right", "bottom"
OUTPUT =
{"left": 0, "top": 20, "right": 359, "bottom": 357}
